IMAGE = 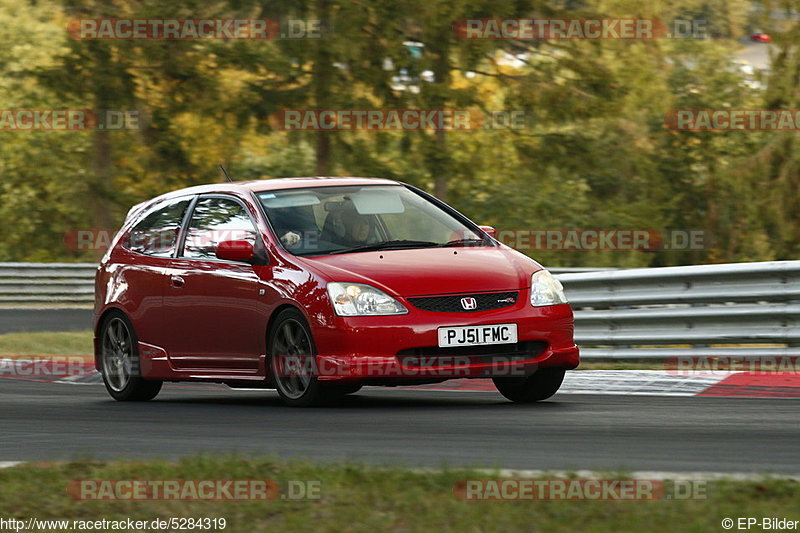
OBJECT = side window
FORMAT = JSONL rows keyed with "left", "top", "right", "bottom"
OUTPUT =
{"left": 182, "top": 197, "right": 258, "bottom": 260}
{"left": 126, "top": 197, "right": 191, "bottom": 257}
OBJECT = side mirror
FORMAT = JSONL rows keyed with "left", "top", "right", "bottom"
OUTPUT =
{"left": 216, "top": 240, "right": 255, "bottom": 263}
{"left": 478, "top": 225, "right": 497, "bottom": 239}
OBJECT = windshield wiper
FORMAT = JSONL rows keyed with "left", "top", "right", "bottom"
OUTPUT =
{"left": 328, "top": 240, "right": 439, "bottom": 255}
{"left": 438, "top": 238, "right": 488, "bottom": 247}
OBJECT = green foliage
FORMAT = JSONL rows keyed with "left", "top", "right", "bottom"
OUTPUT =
{"left": 0, "top": 0, "right": 793, "bottom": 266}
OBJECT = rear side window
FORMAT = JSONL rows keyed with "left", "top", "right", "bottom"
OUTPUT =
{"left": 125, "top": 197, "right": 191, "bottom": 257}
{"left": 182, "top": 197, "right": 258, "bottom": 260}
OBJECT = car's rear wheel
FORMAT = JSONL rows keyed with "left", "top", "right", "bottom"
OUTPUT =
{"left": 100, "top": 312, "right": 162, "bottom": 401}
{"left": 269, "top": 309, "right": 345, "bottom": 407}
{"left": 492, "top": 368, "right": 565, "bottom": 403}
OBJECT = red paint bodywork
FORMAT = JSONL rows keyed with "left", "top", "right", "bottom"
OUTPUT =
{"left": 94, "top": 177, "right": 579, "bottom": 386}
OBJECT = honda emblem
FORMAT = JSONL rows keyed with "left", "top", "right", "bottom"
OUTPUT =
{"left": 460, "top": 297, "right": 477, "bottom": 310}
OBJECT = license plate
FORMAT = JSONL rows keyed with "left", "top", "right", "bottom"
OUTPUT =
{"left": 437, "top": 323, "right": 518, "bottom": 348}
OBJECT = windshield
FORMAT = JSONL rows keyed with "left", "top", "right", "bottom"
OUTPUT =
{"left": 257, "top": 185, "right": 488, "bottom": 256}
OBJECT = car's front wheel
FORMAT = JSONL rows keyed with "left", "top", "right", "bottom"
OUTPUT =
{"left": 492, "top": 368, "right": 565, "bottom": 403}
{"left": 99, "top": 312, "right": 162, "bottom": 401}
{"left": 269, "top": 308, "right": 346, "bottom": 407}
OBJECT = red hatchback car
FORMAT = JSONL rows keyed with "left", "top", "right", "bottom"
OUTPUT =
{"left": 94, "top": 177, "right": 579, "bottom": 406}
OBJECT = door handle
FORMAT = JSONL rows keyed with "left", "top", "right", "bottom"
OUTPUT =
{"left": 170, "top": 275, "right": 185, "bottom": 288}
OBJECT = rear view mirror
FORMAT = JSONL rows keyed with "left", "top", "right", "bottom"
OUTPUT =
{"left": 478, "top": 225, "right": 497, "bottom": 239}
{"left": 216, "top": 240, "right": 255, "bottom": 263}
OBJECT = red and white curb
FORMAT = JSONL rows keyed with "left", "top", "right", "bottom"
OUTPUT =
{"left": 393, "top": 370, "right": 800, "bottom": 398}
{"left": 0, "top": 357, "right": 95, "bottom": 384}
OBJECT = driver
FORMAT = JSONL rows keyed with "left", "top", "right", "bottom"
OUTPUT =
{"left": 346, "top": 215, "right": 371, "bottom": 244}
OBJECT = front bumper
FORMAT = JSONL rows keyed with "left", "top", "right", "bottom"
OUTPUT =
{"left": 310, "top": 301, "right": 579, "bottom": 382}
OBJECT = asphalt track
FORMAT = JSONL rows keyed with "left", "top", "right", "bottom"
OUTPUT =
{"left": 1, "top": 379, "right": 798, "bottom": 474}
{"left": 0, "top": 308, "right": 92, "bottom": 334}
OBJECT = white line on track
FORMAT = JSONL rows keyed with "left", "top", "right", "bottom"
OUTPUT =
{"left": 413, "top": 467, "right": 800, "bottom": 481}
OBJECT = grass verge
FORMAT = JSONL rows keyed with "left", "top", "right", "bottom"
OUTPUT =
{"left": 0, "top": 457, "right": 797, "bottom": 533}
{"left": 0, "top": 330, "right": 93, "bottom": 356}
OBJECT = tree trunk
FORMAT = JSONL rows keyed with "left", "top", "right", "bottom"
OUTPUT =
{"left": 314, "top": 0, "right": 333, "bottom": 176}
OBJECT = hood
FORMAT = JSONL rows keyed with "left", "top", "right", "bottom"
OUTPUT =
{"left": 297, "top": 246, "right": 541, "bottom": 297}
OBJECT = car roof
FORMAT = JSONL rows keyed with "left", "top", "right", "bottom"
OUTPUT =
{"left": 125, "top": 177, "right": 405, "bottom": 223}
{"left": 158, "top": 176, "right": 402, "bottom": 200}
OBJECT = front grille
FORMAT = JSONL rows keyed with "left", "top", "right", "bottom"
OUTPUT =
{"left": 408, "top": 291, "right": 518, "bottom": 313}
{"left": 397, "top": 341, "right": 546, "bottom": 367}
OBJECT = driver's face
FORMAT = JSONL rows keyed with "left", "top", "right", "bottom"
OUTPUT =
{"left": 351, "top": 218, "right": 370, "bottom": 242}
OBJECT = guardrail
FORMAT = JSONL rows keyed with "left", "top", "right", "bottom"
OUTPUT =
{"left": 0, "top": 263, "right": 96, "bottom": 304}
{"left": 0, "top": 263, "right": 607, "bottom": 305}
{"left": 561, "top": 261, "right": 800, "bottom": 359}
{"left": 2, "top": 261, "right": 798, "bottom": 361}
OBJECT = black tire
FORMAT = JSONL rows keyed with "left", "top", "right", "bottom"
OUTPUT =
{"left": 492, "top": 368, "right": 566, "bottom": 403}
{"left": 99, "top": 311, "right": 163, "bottom": 402}
{"left": 268, "top": 308, "right": 345, "bottom": 407}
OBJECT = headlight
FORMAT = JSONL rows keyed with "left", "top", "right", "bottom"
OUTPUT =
{"left": 327, "top": 282, "right": 408, "bottom": 316}
{"left": 530, "top": 270, "right": 567, "bottom": 307}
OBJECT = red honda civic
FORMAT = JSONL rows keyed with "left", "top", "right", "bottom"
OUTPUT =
{"left": 94, "top": 177, "right": 579, "bottom": 406}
